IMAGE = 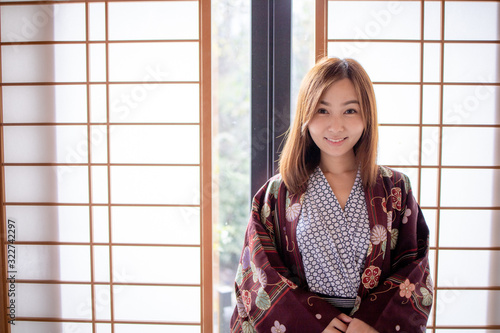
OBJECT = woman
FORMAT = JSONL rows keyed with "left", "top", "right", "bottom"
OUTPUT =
{"left": 230, "top": 58, "right": 432, "bottom": 333}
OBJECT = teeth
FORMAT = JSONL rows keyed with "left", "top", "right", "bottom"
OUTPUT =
{"left": 327, "top": 138, "right": 345, "bottom": 143}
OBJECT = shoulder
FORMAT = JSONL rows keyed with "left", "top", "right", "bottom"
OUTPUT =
{"left": 253, "top": 174, "right": 287, "bottom": 202}
{"left": 376, "top": 166, "right": 412, "bottom": 193}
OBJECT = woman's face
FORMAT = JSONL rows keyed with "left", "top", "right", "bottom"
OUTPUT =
{"left": 307, "top": 78, "right": 365, "bottom": 163}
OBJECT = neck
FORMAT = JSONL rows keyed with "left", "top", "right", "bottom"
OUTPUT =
{"left": 319, "top": 150, "right": 357, "bottom": 175}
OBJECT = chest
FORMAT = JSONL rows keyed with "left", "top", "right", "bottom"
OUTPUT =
{"left": 323, "top": 171, "right": 357, "bottom": 210}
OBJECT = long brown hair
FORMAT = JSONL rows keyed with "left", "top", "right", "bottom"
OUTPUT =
{"left": 279, "top": 57, "right": 378, "bottom": 194}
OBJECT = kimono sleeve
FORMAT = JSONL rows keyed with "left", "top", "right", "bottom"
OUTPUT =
{"left": 352, "top": 171, "right": 433, "bottom": 333}
{"left": 230, "top": 177, "right": 340, "bottom": 333}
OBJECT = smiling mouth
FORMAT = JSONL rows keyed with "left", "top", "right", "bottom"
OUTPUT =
{"left": 326, "top": 137, "right": 347, "bottom": 143}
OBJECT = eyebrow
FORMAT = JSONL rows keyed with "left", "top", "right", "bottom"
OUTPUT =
{"left": 319, "top": 100, "right": 360, "bottom": 106}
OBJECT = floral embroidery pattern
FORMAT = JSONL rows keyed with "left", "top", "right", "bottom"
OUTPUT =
{"left": 380, "top": 166, "right": 393, "bottom": 178}
{"left": 286, "top": 203, "right": 301, "bottom": 222}
{"left": 237, "top": 295, "right": 248, "bottom": 318}
{"left": 256, "top": 287, "right": 272, "bottom": 310}
{"left": 362, "top": 265, "right": 381, "bottom": 289}
{"left": 391, "top": 187, "right": 402, "bottom": 210}
{"left": 261, "top": 203, "right": 271, "bottom": 223}
{"left": 391, "top": 229, "right": 399, "bottom": 250}
{"left": 242, "top": 321, "right": 256, "bottom": 333}
{"left": 279, "top": 275, "right": 298, "bottom": 289}
{"left": 271, "top": 320, "right": 286, "bottom": 333}
{"left": 420, "top": 287, "right": 433, "bottom": 306}
{"left": 350, "top": 296, "right": 362, "bottom": 315}
{"left": 402, "top": 208, "right": 412, "bottom": 224}
{"left": 242, "top": 247, "right": 251, "bottom": 269}
{"left": 231, "top": 166, "right": 432, "bottom": 332}
{"left": 387, "top": 211, "right": 393, "bottom": 231}
{"left": 399, "top": 279, "right": 416, "bottom": 299}
{"left": 242, "top": 290, "right": 252, "bottom": 313}
{"left": 370, "top": 225, "right": 387, "bottom": 245}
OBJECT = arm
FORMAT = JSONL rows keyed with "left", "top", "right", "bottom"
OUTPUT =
{"left": 230, "top": 178, "right": 342, "bottom": 333}
{"left": 352, "top": 171, "right": 432, "bottom": 332}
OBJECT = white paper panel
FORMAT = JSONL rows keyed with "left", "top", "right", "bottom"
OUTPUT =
{"left": 328, "top": 1, "right": 420, "bottom": 40}
{"left": 444, "top": 44, "right": 500, "bottom": 83}
{"left": 422, "top": 209, "right": 437, "bottom": 247}
{"left": 4, "top": 125, "right": 88, "bottom": 164}
{"left": 440, "top": 169, "right": 500, "bottom": 207}
{"left": 435, "top": 290, "right": 500, "bottom": 326}
{"left": 93, "top": 206, "right": 110, "bottom": 243}
{"left": 435, "top": 331, "right": 500, "bottom": 333}
{"left": 5, "top": 166, "right": 89, "bottom": 203}
{"left": 438, "top": 250, "right": 500, "bottom": 287}
{"left": 16, "top": 245, "right": 90, "bottom": 281}
{"left": 91, "top": 166, "right": 109, "bottom": 204}
{"left": 112, "top": 206, "right": 200, "bottom": 245}
{"left": 445, "top": 1, "right": 499, "bottom": 41}
{"left": 88, "top": 2, "right": 106, "bottom": 41}
{"left": 114, "top": 324, "right": 201, "bottom": 333}
{"left": 378, "top": 126, "right": 420, "bottom": 165}
{"left": 93, "top": 245, "right": 110, "bottom": 283}
{"left": 108, "top": 84, "right": 199, "bottom": 123}
{"left": 2, "top": 85, "right": 87, "bottom": 123}
{"left": 94, "top": 285, "right": 112, "bottom": 320}
{"left": 113, "top": 246, "right": 200, "bottom": 284}
{"left": 11, "top": 322, "right": 91, "bottom": 333}
{"left": 2, "top": 44, "right": 86, "bottom": 83}
{"left": 108, "top": 43, "right": 199, "bottom": 82}
{"left": 423, "top": 43, "right": 441, "bottom": 83}
{"left": 420, "top": 168, "right": 438, "bottom": 207}
{"left": 439, "top": 210, "right": 500, "bottom": 248}
{"left": 16, "top": 283, "right": 92, "bottom": 319}
{"left": 375, "top": 84, "right": 420, "bottom": 124}
{"left": 110, "top": 125, "right": 200, "bottom": 164}
{"left": 110, "top": 166, "right": 199, "bottom": 205}
{"left": 328, "top": 42, "right": 421, "bottom": 82}
{"left": 90, "top": 84, "right": 108, "bottom": 123}
{"left": 422, "top": 85, "right": 441, "bottom": 125}
{"left": 5, "top": 205, "right": 90, "bottom": 242}
{"left": 421, "top": 127, "right": 440, "bottom": 166}
{"left": 109, "top": 1, "right": 198, "bottom": 40}
{"left": 90, "top": 125, "right": 108, "bottom": 163}
{"left": 443, "top": 85, "right": 499, "bottom": 125}
{"left": 113, "top": 286, "right": 200, "bottom": 322}
{"left": 96, "top": 324, "right": 112, "bottom": 333}
{"left": 89, "top": 43, "right": 106, "bottom": 82}
{"left": 1, "top": 4, "right": 85, "bottom": 42}
{"left": 423, "top": 1, "right": 441, "bottom": 40}
{"left": 442, "top": 127, "right": 500, "bottom": 166}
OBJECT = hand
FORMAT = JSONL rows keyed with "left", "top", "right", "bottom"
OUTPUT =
{"left": 345, "top": 318, "right": 378, "bottom": 333}
{"left": 322, "top": 313, "right": 352, "bottom": 333}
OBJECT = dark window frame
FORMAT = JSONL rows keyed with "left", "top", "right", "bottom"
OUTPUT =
{"left": 250, "top": 0, "right": 292, "bottom": 196}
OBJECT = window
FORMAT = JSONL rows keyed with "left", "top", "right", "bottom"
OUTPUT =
{"left": 318, "top": 0, "right": 500, "bottom": 330}
{"left": 2, "top": 1, "right": 499, "bottom": 332}
{"left": 0, "top": 1, "right": 212, "bottom": 332}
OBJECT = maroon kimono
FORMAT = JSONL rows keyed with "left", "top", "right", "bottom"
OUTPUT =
{"left": 230, "top": 167, "right": 432, "bottom": 333}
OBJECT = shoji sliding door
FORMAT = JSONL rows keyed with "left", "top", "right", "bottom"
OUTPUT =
{"left": 0, "top": 1, "right": 212, "bottom": 332}
{"left": 317, "top": 0, "right": 500, "bottom": 331}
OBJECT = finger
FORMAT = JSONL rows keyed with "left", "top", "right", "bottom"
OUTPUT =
{"left": 337, "top": 313, "right": 353, "bottom": 323}
{"left": 332, "top": 318, "right": 348, "bottom": 333}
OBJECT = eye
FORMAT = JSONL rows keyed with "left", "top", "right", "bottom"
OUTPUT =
{"left": 344, "top": 109, "right": 358, "bottom": 115}
{"left": 317, "top": 108, "right": 328, "bottom": 114}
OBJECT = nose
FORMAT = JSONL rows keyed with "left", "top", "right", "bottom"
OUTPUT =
{"left": 327, "top": 114, "right": 345, "bottom": 132}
